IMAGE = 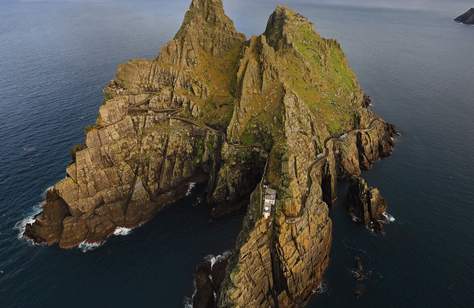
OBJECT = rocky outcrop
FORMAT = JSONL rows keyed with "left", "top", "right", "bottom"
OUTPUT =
{"left": 455, "top": 8, "right": 474, "bottom": 25}
{"left": 25, "top": 1, "right": 395, "bottom": 306}
{"left": 24, "top": 189, "right": 69, "bottom": 245}
{"left": 191, "top": 252, "right": 231, "bottom": 308}
{"left": 347, "top": 176, "right": 388, "bottom": 232}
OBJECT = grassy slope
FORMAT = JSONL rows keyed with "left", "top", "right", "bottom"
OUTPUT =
{"left": 281, "top": 10, "right": 362, "bottom": 134}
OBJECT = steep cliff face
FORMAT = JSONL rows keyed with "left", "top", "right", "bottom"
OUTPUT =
{"left": 25, "top": 1, "right": 395, "bottom": 306}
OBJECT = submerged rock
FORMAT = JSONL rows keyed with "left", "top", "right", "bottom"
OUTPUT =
{"left": 455, "top": 8, "right": 474, "bottom": 25}
{"left": 26, "top": 0, "right": 395, "bottom": 306}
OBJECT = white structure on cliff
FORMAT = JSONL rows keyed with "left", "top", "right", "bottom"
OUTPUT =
{"left": 263, "top": 185, "right": 277, "bottom": 219}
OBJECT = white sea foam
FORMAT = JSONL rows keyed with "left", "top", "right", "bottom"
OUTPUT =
{"left": 113, "top": 227, "right": 133, "bottom": 236}
{"left": 14, "top": 202, "right": 43, "bottom": 242}
{"left": 78, "top": 241, "right": 103, "bottom": 253}
{"left": 22, "top": 145, "right": 36, "bottom": 153}
{"left": 382, "top": 212, "right": 396, "bottom": 223}
{"left": 184, "top": 251, "right": 231, "bottom": 307}
{"left": 82, "top": 224, "right": 142, "bottom": 252}
{"left": 186, "top": 182, "right": 196, "bottom": 196}
{"left": 15, "top": 185, "right": 56, "bottom": 244}
{"left": 206, "top": 251, "right": 232, "bottom": 269}
{"left": 41, "top": 185, "right": 54, "bottom": 198}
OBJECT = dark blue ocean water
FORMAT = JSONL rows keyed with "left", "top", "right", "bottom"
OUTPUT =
{"left": 0, "top": 1, "right": 473, "bottom": 307}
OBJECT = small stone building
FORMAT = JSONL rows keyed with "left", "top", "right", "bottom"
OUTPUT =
{"left": 263, "top": 185, "right": 277, "bottom": 219}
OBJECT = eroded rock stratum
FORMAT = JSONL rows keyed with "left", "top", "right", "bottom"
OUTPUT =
{"left": 25, "top": 0, "right": 395, "bottom": 306}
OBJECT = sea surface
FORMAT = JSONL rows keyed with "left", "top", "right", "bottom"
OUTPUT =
{"left": 0, "top": 1, "right": 473, "bottom": 307}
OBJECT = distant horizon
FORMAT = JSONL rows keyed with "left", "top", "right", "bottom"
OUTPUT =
{"left": 13, "top": 0, "right": 474, "bottom": 13}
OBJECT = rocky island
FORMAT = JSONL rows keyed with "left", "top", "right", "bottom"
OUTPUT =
{"left": 25, "top": 0, "right": 395, "bottom": 306}
{"left": 455, "top": 8, "right": 474, "bottom": 25}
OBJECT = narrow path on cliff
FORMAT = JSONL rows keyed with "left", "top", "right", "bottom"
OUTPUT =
{"left": 125, "top": 101, "right": 224, "bottom": 137}
{"left": 287, "top": 117, "right": 384, "bottom": 224}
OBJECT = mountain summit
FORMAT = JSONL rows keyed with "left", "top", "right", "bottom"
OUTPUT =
{"left": 175, "top": 0, "right": 245, "bottom": 55}
{"left": 25, "top": 1, "right": 395, "bottom": 306}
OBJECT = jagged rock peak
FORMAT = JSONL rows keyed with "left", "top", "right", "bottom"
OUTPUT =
{"left": 264, "top": 5, "right": 317, "bottom": 48}
{"left": 175, "top": 0, "right": 244, "bottom": 42}
{"left": 189, "top": 0, "right": 226, "bottom": 18}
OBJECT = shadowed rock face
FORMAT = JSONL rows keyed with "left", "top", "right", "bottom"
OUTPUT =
{"left": 26, "top": 0, "right": 395, "bottom": 306}
{"left": 455, "top": 8, "right": 474, "bottom": 25}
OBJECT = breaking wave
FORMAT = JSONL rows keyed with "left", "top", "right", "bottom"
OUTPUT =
{"left": 41, "top": 185, "right": 54, "bottom": 198}
{"left": 113, "top": 227, "right": 133, "bottom": 236}
{"left": 382, "top": 212, "right": 396, "bottom": 223}
{"left": 78, "top": 241, "right": 103, "bottom": 253}
{"left": 15, "top": 185, "right": 55, "bottom": 243}
{"left": 22, "top": 145, "right": 36, "bottom": 153}
{"left": 14, "top": 202, "right": 43, "bottom": 242}
{"left": 205, "top": 250, "right": 231, "bottom": 270}
{"left": 186, "top": 182, "right": 196, "bottom": 196}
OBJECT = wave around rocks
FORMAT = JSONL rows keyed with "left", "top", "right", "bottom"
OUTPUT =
{"left": 15, "top": 202, "right": 43, "bottom": 243}
{"left": 382, "top": 212, "right": 396, "bottom": 223}
{"left": 186, "top": 182, "right": 197, "bottom": 196}
{"left": 205, "top": 251, "right": 232, "bottom": 270}
{"left": 15, "top": 186, "right": 55, "bottom": 243}
{"left": 113, "top": 227, "right": 134, "bottom": 236}
{"left": 78, "top": 226, "right": 140, "bottom": 253}
{"left": 78, "top": 241, "right": 103, "bottom": 253}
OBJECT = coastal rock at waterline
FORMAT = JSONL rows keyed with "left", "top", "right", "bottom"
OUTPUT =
{"left": 192, "top": 253, "right": 231, "bottom": 308}
{"left": 455, "top": 8, "right": 474, "bottom": 25}
{"left": 348, "top": 176, "right": 388, "bottom": 231}
{"left": 24, "top": 189, "right": 69, "bottom": 245}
